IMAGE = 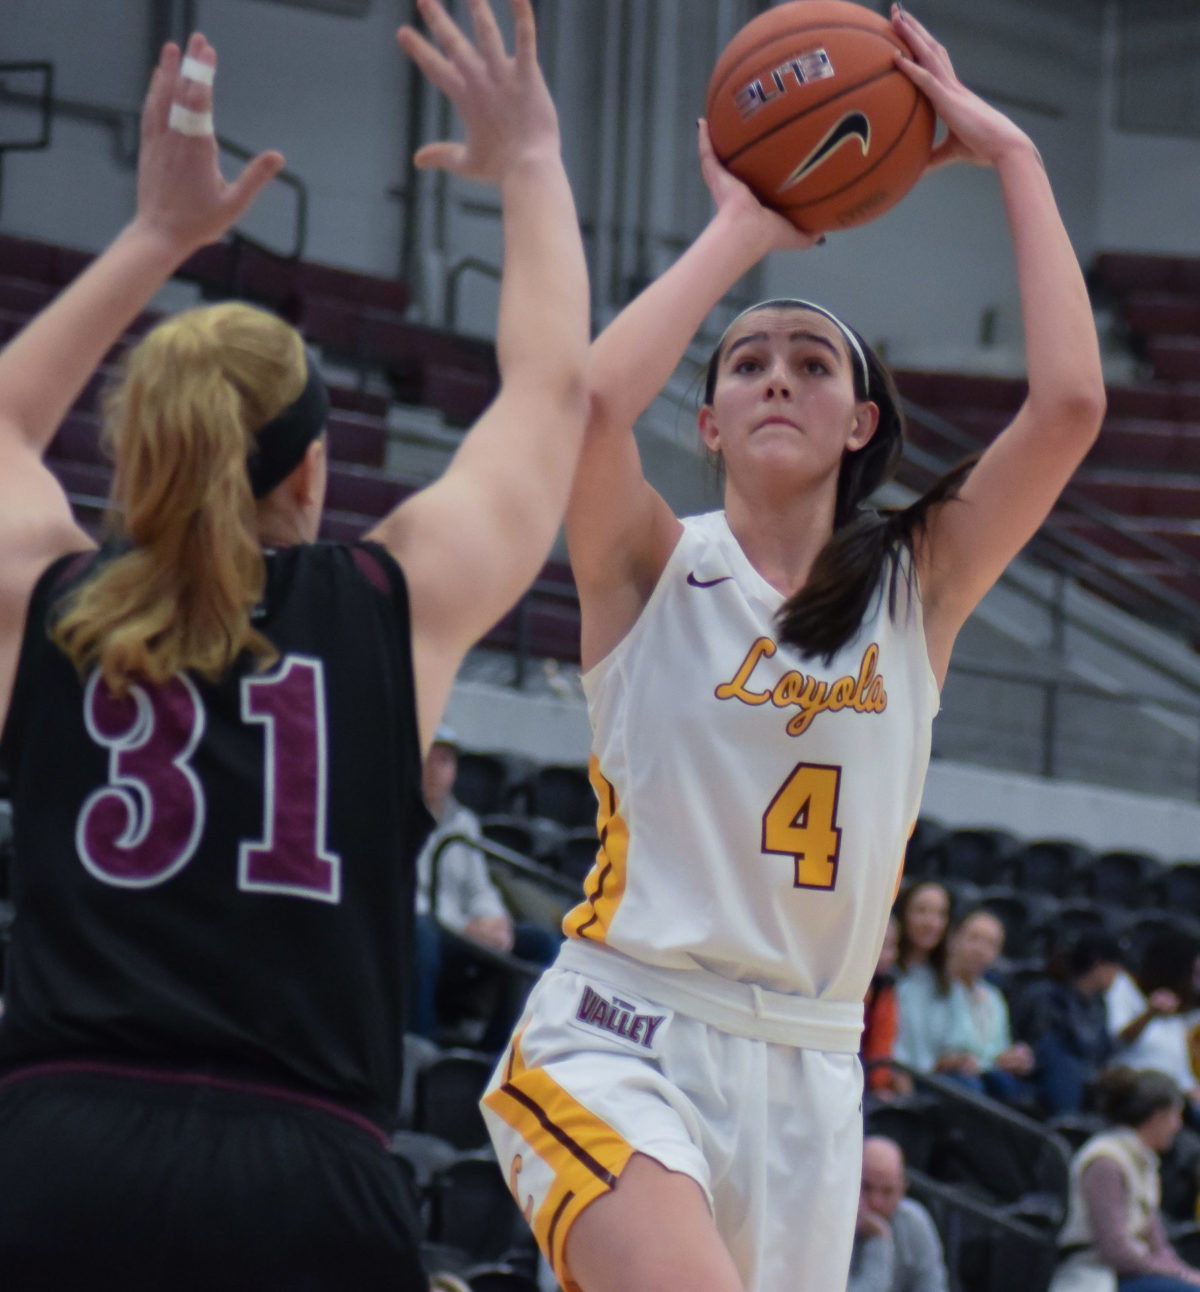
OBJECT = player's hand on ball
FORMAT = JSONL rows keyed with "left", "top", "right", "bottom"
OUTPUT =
{"left": 697, "top": 120, "right": 820, "bottom": 254}
{"left": 397, "top": 0, "right": 559, "bottom": 184}
{"left": 890, "top": 5, "right": 1034, "bottom": 171}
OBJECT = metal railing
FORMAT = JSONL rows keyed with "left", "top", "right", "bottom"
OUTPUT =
{"left": 0, "top": 68, "right": 309, "bottom": 261}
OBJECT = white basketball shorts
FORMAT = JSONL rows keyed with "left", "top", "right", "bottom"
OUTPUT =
{"left": 481, "top": 946, "right": 864, "bottom": 1292}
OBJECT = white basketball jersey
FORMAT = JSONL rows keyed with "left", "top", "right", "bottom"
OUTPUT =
{"left": 564, "top": 510, "right": 938, "bottom": 1003}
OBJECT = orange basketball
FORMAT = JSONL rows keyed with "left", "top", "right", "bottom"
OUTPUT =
{"left": 705, "top": 0, "right": 935, "bottom": 234}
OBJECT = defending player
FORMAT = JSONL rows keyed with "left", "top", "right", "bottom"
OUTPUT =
{"left": 0, "top": 1, "right": 587, "bottom": 1285}
{"left": 481, "top": 9, "right": 1105, "bottom": 1291}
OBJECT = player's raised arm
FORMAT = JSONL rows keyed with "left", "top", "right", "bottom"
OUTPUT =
{"left": 892, "top": 6, "right": 1106, "bottom": 681}
{"left": 0, "top": 33, "right": 282, "bottom": 727}
{"left": 566, "top": 122, "right": 816, "bottom": 668}
{"left": 368, "top": 0, "right": 590, "bottom": 750}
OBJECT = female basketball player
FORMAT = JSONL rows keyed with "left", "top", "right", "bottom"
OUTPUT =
{"left": 0, "top": 1, "right": 586, "bottom": 1286}
{"left": 481, "top": 9, "right": 1105, "bottom": 1292}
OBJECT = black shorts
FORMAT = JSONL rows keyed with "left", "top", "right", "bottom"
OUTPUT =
{"left": 0, "top": 1062, "right": 427, "bottom": 1292}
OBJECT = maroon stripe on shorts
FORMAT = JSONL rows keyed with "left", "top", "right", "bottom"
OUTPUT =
{"left": 0, "top": 1059, "right": 388, "bottom": 1147}
{"left": 500, "top": 1081, "right": 617, "bottom": 1188}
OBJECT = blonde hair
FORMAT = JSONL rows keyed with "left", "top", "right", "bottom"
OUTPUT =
{"left": 53, "top": 302, "right": 308, "bottom": 694}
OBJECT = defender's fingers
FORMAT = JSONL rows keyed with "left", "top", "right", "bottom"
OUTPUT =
{"left": 141, "top": 43, "right": 180, "bottom": 142}
{"left": 171, "top": 33, "right": 216, "bottom": 131}
{"left": 412, "top": 140, "right": 469, "bottom": 173}
{"left": 397, "top": 25, "right": 466, "bottom": 99}
{"left": 415, "top": 0, "right": 483, "bottom": 71}
{"left": 509, "top": 0, "right": 537, "bottom": 70}
{"left": 465, "top": 0, "right": 509, "bottom": 69}
{"left": 224, "top": 149, "right": 287, "bottom": 224}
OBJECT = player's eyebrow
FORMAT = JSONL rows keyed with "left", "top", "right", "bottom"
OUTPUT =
{"left": 725, "top": 330, "right": 841, "bottom": 361}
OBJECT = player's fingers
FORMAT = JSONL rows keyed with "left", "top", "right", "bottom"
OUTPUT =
{"left": 397, "top": 25, "right": 466, "bottom": 100}
{"left": 172, "top": 33, "right": 216, "bottom": 128}
{"left": 415, "top": 0, "right": 484, "bottom": 74}
{"left": 412, "top": 140, "right": 469, "bottom": 173}
{"left": 223, "top": 149, "right": 286, "bottom": 224}
{"left": 509, "top": 0, "right": 537, "bottom": 72}
{"left": 465, "top": 0, "right": 508, "bottom": 70}
{"left": 141, "top": 44, "right": 179, "bottom": 143}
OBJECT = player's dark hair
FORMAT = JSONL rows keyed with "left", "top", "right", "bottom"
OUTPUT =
{"left": 1095, "top": 1066, "right": 1182, "bottom": 1129}
{"left": 704, "top": 303, "right": 975, "bottom": 662}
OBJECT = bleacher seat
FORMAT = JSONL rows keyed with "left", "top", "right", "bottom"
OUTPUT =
{"left": 926, "top": 828, "right": 1022, "bottom": 889}
{"left": 454, "top": 753, "right": 518, "bottom": 818}
{"left": 1072, "top": 849, "right": 1160, "bottom": 906}
{"left": 903, "top": 816, "right": 948, "bottom": 881}
{"left": 1143, "top": 861, "right": 1200, "bottom": 917}
{"left": 413, "top": 1049, "right": 496, "bottom": 1152}
{"left": 1007, "top": 839, "right": 1093, "bottom": 898}
{"left": 519, "top": 764, "right": 596, "bottom": 830}
{"left": 544, "top": 827, "right": 600, "bottom": 887}
{"left": 426, "top": 1151, "right": 531, "bottom": 1266}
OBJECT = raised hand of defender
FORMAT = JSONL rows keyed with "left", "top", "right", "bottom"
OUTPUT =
{"left": 891, "top": 5, "right": 1033, "bottom": 170}
{"left": 397, "top": 0, "right": 559, "bottom": 183}
{"left": 136, "top": 33, "right": 285, "bottom": 252}
{"left": 697, "top": 119, "right": 819, "bottom": 253}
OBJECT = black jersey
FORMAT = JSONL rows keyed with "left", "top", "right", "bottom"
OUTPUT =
{"left": 0, "top": 541, "right": 432, "bottom": 1128}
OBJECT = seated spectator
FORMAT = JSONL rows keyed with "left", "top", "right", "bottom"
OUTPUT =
{"left": 848, "top": 1136, "right": 949, "bottom": 1292}
{"left": 948, "top": 908, "right": 1037, "bottom": 1104}
{"left": 864, "top": 917, "right": 913, "bottom": 1099}
{"left": 896, "top": 907, "right": 1035, "bottom": 1107}
{"left": 1022, "top": 933, "right": 1123, "bottom": 1117}
{"left": 895, "top": 881, "right": 952, "bottom": 982}
{"left": 1050, "top": 1067, "right": 1200, "bottom": 1291}
{"left": 1107, "top": 931, "right": 1200, "bottom": 1118}
{"left": 412, "top": 727, "right": 559, "bottom": 1050}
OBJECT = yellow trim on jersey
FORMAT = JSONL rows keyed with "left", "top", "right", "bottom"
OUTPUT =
{"left": 562, "top": 756, "right": 629, "bottom": 944}
{"left": 483, "top": 1030, "right": 635, "bottom": 1289}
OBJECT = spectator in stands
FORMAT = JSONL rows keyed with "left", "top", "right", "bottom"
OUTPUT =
{"left": 0, "top": 3, "right": 589, "bottom": 1286}
{"left": 1107, "top": 931, "right": 1200, "bottom": 1117}
{"left": 1051, "top": 1067, "right": 1200, "bottom": 1291}
{"left": 896, "top": 907, "right": 1036, "bottom": 1105}
{"left": 895, "top": 884, "right": 974, "bottom": 1078}
{"left": 864, "top": 916, "right": 913, "bottom": 1100}
{"left": 848, "top": 1136, "right": 950, "bottom": 1292}
{"left": 947, "top": 908, "right": 1037, "bottom": 1104}
{"left": 895, "top": 881, "right": 953, "bottom": 980}
{"left": 1022, "top": 933, "right": 1123, "bottom": 1116}
{"left": 412, "top": 726, "right": 558, "bottom": 1050}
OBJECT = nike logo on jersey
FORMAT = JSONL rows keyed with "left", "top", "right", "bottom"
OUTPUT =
{"left": 778, "top": 111, "right": 871, "bottom": 191}
{"left": 687, "top": 572, "right": 732, "bottom": 589}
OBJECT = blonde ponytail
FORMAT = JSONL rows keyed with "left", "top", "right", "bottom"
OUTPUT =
{"left": 53, "top": 302, "right": 308, "bottom": 694}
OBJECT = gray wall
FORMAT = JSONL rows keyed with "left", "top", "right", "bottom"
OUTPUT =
{"left": 0, "top": 0, "right": 1173, "bottom": 371}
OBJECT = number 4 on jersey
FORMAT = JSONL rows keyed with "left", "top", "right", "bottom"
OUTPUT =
{"left": 762, "top": 762, "right": 843, "bottom": 891}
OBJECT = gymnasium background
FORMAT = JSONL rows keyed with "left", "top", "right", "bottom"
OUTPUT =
{"left": 3, "top": 0, "right": 1199, "bottom": 854}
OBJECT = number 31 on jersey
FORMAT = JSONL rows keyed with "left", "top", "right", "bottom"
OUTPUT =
{"left": 762, "top": 762, "right": 843, "bottom": 891}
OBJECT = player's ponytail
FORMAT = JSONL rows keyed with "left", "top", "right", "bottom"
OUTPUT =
{"left": 773, "top": 331, "right": 973, "bottom": 661}
{"left": 53, "top": 302, "right": 308, "bottom": 694}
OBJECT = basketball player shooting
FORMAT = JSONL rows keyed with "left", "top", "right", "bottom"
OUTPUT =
{"left": 479, "top": 8, "right": 1106, "bottom": 1292}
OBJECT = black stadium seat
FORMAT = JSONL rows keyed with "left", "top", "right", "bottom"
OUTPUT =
{"left": 413, "top": 1050, "right": 496, "bottom": 1152}
{"left": 426, "top": 1152, "right": 530, "bottom": 1265}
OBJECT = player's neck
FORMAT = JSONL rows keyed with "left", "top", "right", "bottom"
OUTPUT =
{"left": 723, "top": 488, "right": 835, "bottom": 599}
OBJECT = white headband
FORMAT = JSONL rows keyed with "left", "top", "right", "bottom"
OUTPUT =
{"left": 718, "top": 298, "right": 870, "bottom": 396}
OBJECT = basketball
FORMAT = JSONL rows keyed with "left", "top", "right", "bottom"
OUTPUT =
{"left": 705, "top": 0, "right": 936, "bottom": 234}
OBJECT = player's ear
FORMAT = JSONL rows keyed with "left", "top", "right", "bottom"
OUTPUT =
{"left": 698, "top": 404, "right": 721, "bottom": 453}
